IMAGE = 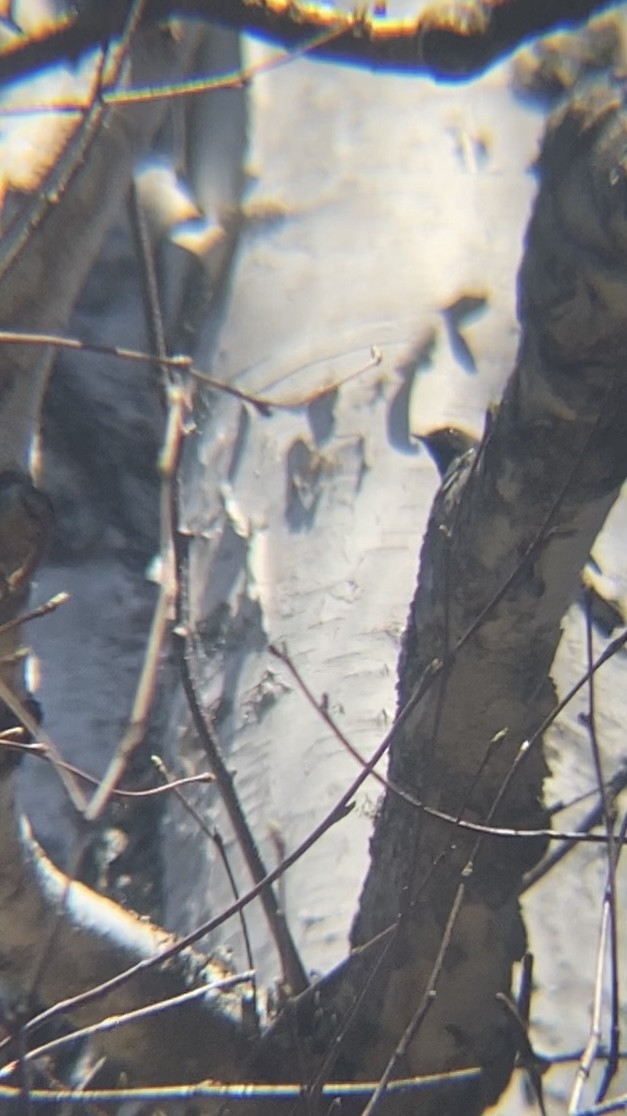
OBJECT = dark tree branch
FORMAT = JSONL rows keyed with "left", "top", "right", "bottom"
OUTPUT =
{"left": 0, "top": 0, "right": 619, "bottom": 89}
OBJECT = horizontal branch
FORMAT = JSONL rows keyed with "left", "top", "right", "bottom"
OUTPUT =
{"left": 0, "top": 0, "right": 618, "bottom": 88}
{"left": 0, "top": 1068, "right": 482, "bottom": 1108}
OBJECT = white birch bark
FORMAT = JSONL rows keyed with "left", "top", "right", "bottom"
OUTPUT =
{"left": 0, "top": 6, "right": 626, "bottom": 1115}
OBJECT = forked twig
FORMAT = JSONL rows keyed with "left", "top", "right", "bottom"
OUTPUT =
{"left": 0, "top": 737, "right": 214, "bottom": 797}
{"left": 151, "top": 754, "right": 257, "bottom": 981}
{"left": 0, "top": 327, "right": 381, "bottom": 415}
{"left": 0, "top": 674, "right": 86, "bottom": 811}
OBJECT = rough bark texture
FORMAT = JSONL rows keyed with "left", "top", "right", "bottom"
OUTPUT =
{"left": 1, "top": 10, "right": 627, "bottom": 1115}
{"left": 341, "top": 77, "right": 627, "bottom": 1113}
{"left": 217, "top": 72, "right": 627, "bottom": 1116}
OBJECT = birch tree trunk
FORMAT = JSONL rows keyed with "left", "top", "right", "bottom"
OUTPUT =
{"left": 0, "top": 7, "right": 626, "bottom": 1116}
{"left": 234, "top": 74, "right": 627, "bottom": 1116}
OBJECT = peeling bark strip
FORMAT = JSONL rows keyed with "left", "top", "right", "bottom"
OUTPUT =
{"left": 337, "top": 78, "right": 627, "bottom": 1113}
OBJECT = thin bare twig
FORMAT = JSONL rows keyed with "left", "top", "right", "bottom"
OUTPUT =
{"left": 0, "top": 591, "right": 69, "bottom": 637}
{"left": 0, "top": 674, "right": 86, "bottom": 810}
{"left": 583, "top": 599, "right": 621, "bottom": 1103}
{"left": 83, "top": 168, "right": 187, "bottom": 824}
{"left": 0, "top": 327, "right": 381, "bottom": 415}
{"left": 19, "top": 400, "right": 627, "bottom": 1042}
{"left": 0, "top": 971, "right": 255, "bottom": 1079}
{"left": 0, "top": 329, "right": 191, "bottom": 368}
{"left": 152, "top": 754, "right": 257, "bottom": 984}
{"left": 568, "top": 810, "right": 627, "bottom": 1114}
{"left": 0, "top": 26, "right": 342, "bottom": 118}
{"left": 174, "top": 530, "right": 309, "bottom": 996}
{"left": 270, "top": 641, "right": 627, "bottom": 849}
{"left": 569, "top": 883, "right": 612, "bottom": 1114}
{"left": 360, "top": 887, "right": 463, "bottom": 1116}
{"left": 190, "top": 344, "right": 382, "bottom": 415}
{"left": 104, "top": 24, "right": 346, "bottom": 105}
{"left": 0, "top": 1067, "right": 482, "bottom": 1107}
{"left": 0, "top": 738, "right": 214, "bottom": 796}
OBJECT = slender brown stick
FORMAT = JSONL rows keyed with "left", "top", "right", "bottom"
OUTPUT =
{"left": 1, "top": 970, "right": 255, "bottom": 1076}
{"left": 0, "top": 1067, "right": 482, "bottom": 1107}
{"left": 83, "top": 169, "right": 185, "bottom": 823}
{"left": 361, "top": 887, "right": 463, "bottom": 1116}
{"left": 271, "top": 641, "right": 627, "bottom": 849}
{"left": 583, "top": 601, "right": 621, "bottom": 1104}
{"left": 174, "top": 532, "right": 309, "bottom": 996}
{"left": 20, "top": 561, "right": 627, "bottom": 1042}
{"left": 152, "top": 755, "right": 257, "bottom": 982}
{"left": 0, "top": 738, "right": 213, "bottom": 797}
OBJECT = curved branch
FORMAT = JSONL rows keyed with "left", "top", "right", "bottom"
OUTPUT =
{"left": 0, "top": 771, "right": 251, "bottom": 1085}
{"left": 0, "top": 0, "right": 618, "bottom": 88}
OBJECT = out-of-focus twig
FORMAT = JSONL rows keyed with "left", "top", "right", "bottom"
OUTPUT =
{"left": 0, "top": 1067, "right": 482, "bottom": 1108}
{"left": 82, "top": 174, "right": 188, "bottom": 824}
{"left": 583, "top": 600, "right": 621, "bottom": 1104}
